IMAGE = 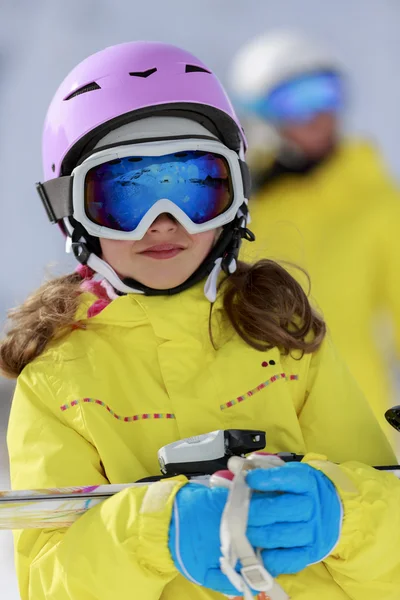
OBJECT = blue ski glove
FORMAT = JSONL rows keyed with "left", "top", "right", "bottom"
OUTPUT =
{"left": 168, "top": 484, "right": 240, "bottom": 595}
{"left": 245, "top": 462, "right": 343, "bottom": 576}
{"left": 169, "top": 482, "right": 291, "bottom": 596}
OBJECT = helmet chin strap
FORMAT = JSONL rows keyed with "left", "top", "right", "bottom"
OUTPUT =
{"left": 69, "top": 204, "right": 254, "bottom": 303}
{"left": 204, "top": 258, "right": 224, "bottom": 303}
{"left": 87, "top": 249, "right": 223, "bottom": 301}
{"left": 87, "top": 254, "right": 145, "bottom": 295}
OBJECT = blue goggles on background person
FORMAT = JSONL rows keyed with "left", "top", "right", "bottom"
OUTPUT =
{"left": 243, "top": 71, "right": 344, "bottom": 124}
{"left": 69, "top": 139, "right": 247, "bottom": 240}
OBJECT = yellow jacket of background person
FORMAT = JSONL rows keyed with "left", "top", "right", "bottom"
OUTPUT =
{"left": 7, "top": 285, "right": 400, "bottom": 600}
{"left": 243, "top": 140, "right": 400, "bottom": 434}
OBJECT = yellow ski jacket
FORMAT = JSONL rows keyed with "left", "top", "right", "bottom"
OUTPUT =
{"left": 7, "top": 285, "right": 400, "bottom": 599}
{"left": 244, "top": 141, "right": 400, "bottom": 434}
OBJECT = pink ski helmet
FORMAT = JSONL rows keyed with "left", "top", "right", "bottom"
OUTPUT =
{"left": 42, "top": 41, "right": 247, "bottom": 181}
{"left": 39, "top": 41, "right": 253, "bottom": 300}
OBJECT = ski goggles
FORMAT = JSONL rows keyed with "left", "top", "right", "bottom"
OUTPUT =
{"left": 243, "top": 71, "right": 344, "bottom": 124}
{"left": 38, "top": 138, "right": 248, "bottom": 240}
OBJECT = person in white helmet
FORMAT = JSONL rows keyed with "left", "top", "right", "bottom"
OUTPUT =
{"left": 230, "top": 30, "right": 400, "bottom": 439}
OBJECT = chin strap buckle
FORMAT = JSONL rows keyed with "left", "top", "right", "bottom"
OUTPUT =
{"left": 221, "top": 216, "right": 255, "bottom": 276}
{"left": 71, "top": 241, "right": 91, "bottom": 265}
{"left": 70, "top": 225, "right": 92, "bottom": 265}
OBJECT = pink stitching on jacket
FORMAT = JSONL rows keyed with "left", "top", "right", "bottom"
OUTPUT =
{"left": 60, "top": 398, "right": 175, "bottom": 422}
{"left": 220, "top": 373, "right": 299, "bottom": 410}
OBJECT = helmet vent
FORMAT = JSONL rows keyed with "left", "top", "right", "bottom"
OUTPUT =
{"left": 64, "top": 82, "right": 101, "bottom": 101}
{"left": 185, "top": 64, "right": 211, "bottom": 74}
{"left": 129, "top": 67, "right": 157, "bottom": 78}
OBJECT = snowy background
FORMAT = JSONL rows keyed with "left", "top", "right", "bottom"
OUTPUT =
{"left": 1, "top": 1, "right": 400, "bottom": 597}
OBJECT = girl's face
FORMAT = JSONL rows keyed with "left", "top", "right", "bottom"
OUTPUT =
{"left": 100, "top": 214, "right": 217, "bottom": 289}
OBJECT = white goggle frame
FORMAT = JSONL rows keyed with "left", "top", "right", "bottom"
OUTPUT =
{"left": 72, "top": 138, "right": 247, "bottom": 241}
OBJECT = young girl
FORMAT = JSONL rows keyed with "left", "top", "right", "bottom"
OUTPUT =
{"left": 1, "top": 41, "right": 399, "bottom": 600}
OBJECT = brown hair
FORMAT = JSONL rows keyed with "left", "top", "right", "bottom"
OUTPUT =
{"left": 0, "top": 259, "right": 325, "bottom": 378}
{"left": 0, "top": 272, "right": 85, "bottom": 378}
{"left": 219, "top": 259, "right": 325, "bottom": 353}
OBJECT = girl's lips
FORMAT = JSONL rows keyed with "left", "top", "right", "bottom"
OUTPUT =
{"left": 139, "top": 244, "right": 185, "bottom": 260}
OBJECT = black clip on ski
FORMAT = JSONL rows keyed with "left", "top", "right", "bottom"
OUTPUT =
{"left": 158, "top": 429, "right": 266, "bottom": 477}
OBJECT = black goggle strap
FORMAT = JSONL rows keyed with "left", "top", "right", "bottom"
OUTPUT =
{"left": 239, "top": 160, "right": 251, "bottom": 200}
{"left": 36, "top": 176, "right": 73, "bottom": 224}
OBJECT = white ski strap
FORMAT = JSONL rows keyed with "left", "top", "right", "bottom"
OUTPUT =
{"left": 217, "top": 455, "right": 290, "bottom": 600}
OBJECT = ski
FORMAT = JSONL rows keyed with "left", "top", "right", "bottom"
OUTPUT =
{"left": 0, "top": 429, "right": 265, "bottom": 530}
{"left": 0, "top": 482, "right": 145, "bottom": 530}
{"left": 0, "top": 466, "right": 399, "bottom": 530}
{"left": 1, "top": 426, "right": 399, "bottom": 531}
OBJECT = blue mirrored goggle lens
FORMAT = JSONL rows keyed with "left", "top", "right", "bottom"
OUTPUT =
{"left": 84, "top": 150, "right": 233, "bottom": 232}
{"left": 245, "top": 72, "right": 344, "bottom": 123}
